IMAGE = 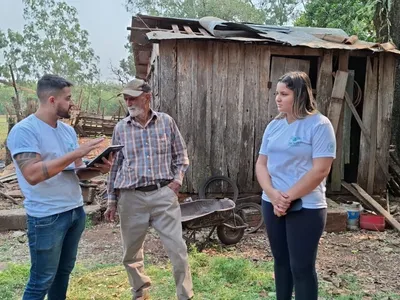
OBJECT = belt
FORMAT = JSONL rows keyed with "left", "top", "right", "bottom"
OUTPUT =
{"left": 135, "top": 180, "right": 172, "bottom": 192}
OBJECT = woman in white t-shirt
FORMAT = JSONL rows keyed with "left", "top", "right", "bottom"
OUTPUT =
{"left": 256, "top": 71, "right": 336, "bottom": 300}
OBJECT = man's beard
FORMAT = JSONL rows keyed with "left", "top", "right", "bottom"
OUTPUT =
{"left": 128, "top": 106, "right": 144, "bottom": 117}
{"left": 57, "top": 107, "right": 71, "bottom": 119}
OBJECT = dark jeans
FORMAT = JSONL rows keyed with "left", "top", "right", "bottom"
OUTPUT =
{"left": 23, "top": 206, "right": 86, "bottom": 300}
{"left": 262, "top": 201, "right": 326, "bottom": 300}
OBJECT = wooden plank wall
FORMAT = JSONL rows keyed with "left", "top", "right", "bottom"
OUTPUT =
{"left": 157, "top": 40, "right": 275, "bottom": 193}
{"left": 375, "top": 53, "right": 396, "bottom": 193}
{"left": 316, "top": 51, "right": 333, "bottom": 116}
{"left": 358, "top": 54, "right": 396, "bottom": 194}
{"left": 155, "top": 39, "right": 396, "bottom": 195}
{"left": 358, "top": 57, "right": 377, "bottom": 190}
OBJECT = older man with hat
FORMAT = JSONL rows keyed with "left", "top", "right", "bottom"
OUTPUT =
{"left": 105, "top": 79, "right": 194, "bottom": 300}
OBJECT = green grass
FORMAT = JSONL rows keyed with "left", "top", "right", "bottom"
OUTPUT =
{"left": 0, "top": 252, "right": 399, "bottom": 300}
{"left": 84, "top": 217, "right": 93, "bottom": 229}
{"left": 0, "top": 264, "right": 29, "bottom": 300}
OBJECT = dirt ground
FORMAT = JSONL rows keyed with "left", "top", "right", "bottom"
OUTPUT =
{"left": 1, "top": 222, "right": 399, "bottom": 295}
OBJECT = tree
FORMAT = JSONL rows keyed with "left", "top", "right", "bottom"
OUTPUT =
{"left": 125, "top": 0, "right": 266, "bottom": 23}
{"left": 120, "top": 0, "right": 268, "bottom": 83}
{"left": 121, "top": 0, "right": 304, "bottom": 82}
{"left": 0, "top": 0, "right": 99, "bottom": 83}
{"left": 262, "top": 0, "right": 305, "bottom": 25}
{"left": 295, "top": 0, "right": 376, "bottom": 41}
{"left": 110, "top": 37, "right": 136, "bottom": 84}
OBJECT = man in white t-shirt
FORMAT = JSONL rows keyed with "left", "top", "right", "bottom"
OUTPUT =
{"left": 7, "top": 74, "right": 112, "bottom": 300}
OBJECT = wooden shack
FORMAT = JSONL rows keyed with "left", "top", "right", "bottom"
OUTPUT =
{"left": 128, "top": 14, "right": 400, "bottom": 196}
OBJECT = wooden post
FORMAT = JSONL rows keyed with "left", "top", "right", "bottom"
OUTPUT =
{"left": 375, "top": 53, "right": 396, "bottom": 194}
{"left": 329, "top": 52, "right": 349, "bottom": 191}
{"left": 343, "top": 70, "right": 354, "bottom": 166}
{"left": 78, "top": 88, "right": 83, "bottom": 109}
{"left": 367, "top": 87, "right": 378, "bottom": 194}
{"left": 97, "top": 98, "right": 102, "bottom": 114}
{"left": 316, "top": 51, "right": 333, "bottom": 115}
{"left": 86, "top": 91, "right": 90, "bottom": 112}
{"left": 358, "top": 57, "right": 378, "bottom": 190}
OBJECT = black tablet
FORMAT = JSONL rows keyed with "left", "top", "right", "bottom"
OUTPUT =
{"left": 86, "top": 145, "right": 124, "bottom": 167}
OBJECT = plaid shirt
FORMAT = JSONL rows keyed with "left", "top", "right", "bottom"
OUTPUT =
{"left": 107, "top": 110, "right": 189, "bottom": 205}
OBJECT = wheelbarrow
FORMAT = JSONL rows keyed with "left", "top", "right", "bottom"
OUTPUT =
{"left": 180, "top": 198, "right": 247, "bottom": 248}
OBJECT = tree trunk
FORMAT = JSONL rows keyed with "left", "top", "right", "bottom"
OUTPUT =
{"left": 376, "top": 1, "right": 400, "bottom": 155}
{"left": 388, "top": 1, "right": 400, "bottom": 155}
{"left": 5, "top": 117, "right": 15, "bottom": 165}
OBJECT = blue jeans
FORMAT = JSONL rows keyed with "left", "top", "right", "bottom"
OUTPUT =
{"left": 23, "top": 206, "right": 86, "bottom": 300}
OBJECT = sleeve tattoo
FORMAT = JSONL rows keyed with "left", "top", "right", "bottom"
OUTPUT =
{"left": 14, "top": 152, "right": 49, "bottom": 179}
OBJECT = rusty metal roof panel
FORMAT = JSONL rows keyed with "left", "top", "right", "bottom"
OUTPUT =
{"left": 134, "top": 14, "right": 400, "bottom": 54}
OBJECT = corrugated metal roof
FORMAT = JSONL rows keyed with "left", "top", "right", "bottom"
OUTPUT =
{"left": 139, "top": 15, "right": 400, "bottom": 54}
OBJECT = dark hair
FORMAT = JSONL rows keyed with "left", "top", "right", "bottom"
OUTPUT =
{"left": 276, "top": 71, "right": 318, "bottom": 119}
{"left": 37, "top": 74, "right": 73, "bottom": 102}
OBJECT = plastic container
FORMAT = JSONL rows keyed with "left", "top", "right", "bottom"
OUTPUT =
{"left": 342, "top": 202, "right": 362, "bottom": 230}
{"left": 360, "top": 213, "right": 385, "bottom": 231}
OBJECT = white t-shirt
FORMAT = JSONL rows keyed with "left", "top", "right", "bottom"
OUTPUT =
{"left": 7, "top": 114, "right": 83, "bottom": 217}
{"left": 259, "top": 113, "right": 336, "bottom": 209}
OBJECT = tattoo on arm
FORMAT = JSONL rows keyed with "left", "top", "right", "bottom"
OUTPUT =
{"left": 41, "top": 162, "right": 50, "bottom": 179}
{"left": 14, "top": 152, "right": 41, "bottom": 171}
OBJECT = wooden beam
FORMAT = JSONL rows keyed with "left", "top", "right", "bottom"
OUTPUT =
{"left": 183, "top": 26, "right": 195, "bottom": 35}
{"left": 172, "top": 24, "right": 180, "bottom": 34}
{"left": 199, "top": 28, "right": 211, "bottom": 36}
{"left": 343, "top": 91, "right": 390, "bottom": 180}
{"left": 328, "top": 71, "right": 348, "bottom": 133}
{"left": 367, "top": 89, "right": 378, "bottom": 194}
{"left": 0, "top": 191, "right": 18, "bottom": 205}
{"left": 351, "top": 183, "right": 400, "bottom": 232}
{"left": 316, "top": 51, "right": 333, "bottom": 115}
{"left": 343, "top": 70, "right": 354, "bottom": 165}
{"left": 269, "top": 45, "right": 323, "bottom": 57}
{"left": 338, "top": 52, "right": 349, "bottom": 71}
{"left": 349, "top": 57, "right": 376, "bottom": 189}
{"left": 330, "top": 104, "right": 344, "bottom": 191}
{"left": 342, "top": 182, "right": 373, "bottom": 211}
{"left": 375, "top": 53, "right": 396, "bottom": 194}
{"left": 330, "top": 53, "right": 349, "bottom": 192}
{"left": 331, "top": 71, "right": 349, "bottom": 100}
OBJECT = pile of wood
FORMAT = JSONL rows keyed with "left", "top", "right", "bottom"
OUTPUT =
{"left": 71, "top": 112, "right": 121, "bottom": 137}
{"left": 0, "top": 170, "right": 109, "bottom": 210}
{"left": 388, "top": 152, "right": 400, "bottom": 197}
{"left": 0, "top": 173, "right": 22, "bottom": 209}
{"left": 68, "top": 92, "right": 127, "bottom": 138}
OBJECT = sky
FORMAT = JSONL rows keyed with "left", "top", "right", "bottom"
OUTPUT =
{"left": 0, "top": 0, "right": 133, "bottom": 81}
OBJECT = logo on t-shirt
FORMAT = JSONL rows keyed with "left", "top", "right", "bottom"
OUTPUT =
{"left": 67, "top": 142, "right": 75, "bottom": 152}
{"left": 327, "top": 142, "right": 335, "bottom": 153}
{"left": 288, "top": 136, "right": 301, "bottom": 146}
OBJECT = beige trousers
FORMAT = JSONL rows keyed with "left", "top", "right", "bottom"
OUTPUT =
{"left": 118, "top": 186, "right": 193, "bottom": 300}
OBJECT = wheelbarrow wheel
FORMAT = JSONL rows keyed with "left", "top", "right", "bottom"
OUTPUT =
{"left": 217, "top": 214, "right": 245, "bottom": 245}
{"left": 199, "top": 175, "right": 239, "bottom": 202}
{"left": 235, "top": 202, "right": 263, "bottom": 234}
